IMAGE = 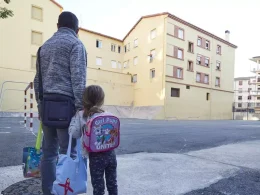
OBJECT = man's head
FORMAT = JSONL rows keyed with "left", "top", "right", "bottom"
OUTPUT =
{"left": 57, "top": 11, "right": 79, "bottom": 34}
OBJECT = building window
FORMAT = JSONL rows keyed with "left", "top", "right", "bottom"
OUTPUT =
{"left": 187, "top": 61, "right": 193, "bottom": 71}
{"left": 188, "top": 42, "right": 194, "bottom": 53}
{"left": 111, "top": 44, "right": 116, "bottom": 52}
{"left": 216, "top": 77, "right": 220, "bottom": 86}
{"left": 216, "top": 61, "right": 221, "bottom": 70}
{"left": 96, "top": 40, "right": 102, "bottom": 48}
{"left": 134, "top": 57, "right": 138, "bottom": 65}
{"left": 197, "top": 37, "right": 202, "bottom": 46}
{"left": 205, "top": 57, "right": 209, "bottom": 67}
{"left": 238, "top": 88, "right": 242, "bottom": 93}
{"left": 31, "top": 55, "right": 37, "bottom": 69}
{"left": 206, "top": 93, "right": 210, "bottom": 101}
{"left": 124, "top": 45, "right": 127, "bottom": 53}
{"left": 132, "top": 74, "right": 137, "bottom": 83}
{"left": 186, "top": 85, "right": 190, "bottom": 89}
{"left": 238, "top": 96, "right": 242, "bottom": 100}
{"left": 127, "top": 43, "right": 130, "bottom": 51}
{"left": 150, "top": 29, "right": 156, "bottom": 39}
{"left": 205, "top": 40, "right": 210, "bottom": 50}
{"left": 177, "top": 49, "right": 183, "bottom": 59}
{"left": 196, "top": 73, "right": 201, "bottom": 82}
{"left": 111, "top": 60, "right": 117, "bottom": 69}
{"left": 204, "top": 75, "right": 209, "bottom": 84}
{"left": 96, "top": 57, "right": 102, "bottom": 66}
{"left": 178, "top": 28, "right": 184, "bottom": 39}
{"left": 238, "top": 103, "right": 242, "bottom": 108}
{"left": 123, "top": 61, "right": 128, "bottom": 68}
{"left": 239, "top": 81, "right": 243, "bottom": 85}
{"left": 134, "top": 39, "right": 138, "bottom": 47}
{"left": 150, "top": 69, "right": 155, "bottom": 79}
{"left": 118, "top": 62, "right": 122, "bottom": 69}
{"left": 118, "top": 46, "right": 121, "bottom": 53}
{"left": 171, "top": 88, "right": 180, "bottom": 97}
{"left": 248, "top": 96, "right": 252, "bottom": 100}
{"left": 197, "top": 55, "right": 201, "bottom": 65}
{"left": 217, "top": 45, "right": 221, "bottom": 54}
{"left": 32, "top": 5, "right": 43, "bottom": 21}
{"left": 248, "top": 88, "right": 252, "bottom": 92}
{"left": 31, "top": 31, "right": 43, "bottom": 45}
{"left": 150, "top": 49, "right": 156, "bottom": 63}
{"left": 176, "top": 68, "right": 183, "bottom": 79}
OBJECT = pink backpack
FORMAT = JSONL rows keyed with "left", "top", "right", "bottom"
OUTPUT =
{"left": 82, "top": 113, "right": 120, "bottom": 152}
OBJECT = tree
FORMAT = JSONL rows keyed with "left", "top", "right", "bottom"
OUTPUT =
{"left": 0, "top": 0, "right": 13, "bottom": 19}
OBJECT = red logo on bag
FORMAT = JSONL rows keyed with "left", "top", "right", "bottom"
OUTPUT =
{"left": 59, "top": 178, "right": 74, "bottom": 195}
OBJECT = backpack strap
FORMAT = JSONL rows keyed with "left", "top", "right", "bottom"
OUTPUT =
{"left": 37, "top": 47, "right": 43, "bottom": 101}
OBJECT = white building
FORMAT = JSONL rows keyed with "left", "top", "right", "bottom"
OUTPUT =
{"left": 234, "top": 76, "right": 256, "bottom": 109}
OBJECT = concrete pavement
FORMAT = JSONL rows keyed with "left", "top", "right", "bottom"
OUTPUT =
{"left": 1, "top": 118, "right": 260, "bottom": 194}
{"left": 2, "top": 140, "right": 260, "bottom": 194}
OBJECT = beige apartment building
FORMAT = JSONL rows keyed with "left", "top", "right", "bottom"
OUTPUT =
{"left": 0, "top": 0, "right": 237, "bottom": 120}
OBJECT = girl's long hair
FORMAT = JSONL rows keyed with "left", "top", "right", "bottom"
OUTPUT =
{"left": 82, "top": 85, "right": 105, "bottom": 118}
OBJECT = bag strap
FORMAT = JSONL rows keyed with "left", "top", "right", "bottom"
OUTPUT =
{"left": 37, "top": 47, "right": 43, "bottom": 101}
{"left": 35, "top": 122, "right": 43, "bottom": 152}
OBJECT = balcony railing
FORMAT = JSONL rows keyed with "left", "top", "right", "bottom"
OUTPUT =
{"left": 250, "top": 91, "right": 260, "bottom": 96}
{"left": 251, "top": 67, "right": 260, "bottom": 72}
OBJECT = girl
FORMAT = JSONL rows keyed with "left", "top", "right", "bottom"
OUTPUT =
{"left": 69, "top": 85, "right": 118, "bottom": 195}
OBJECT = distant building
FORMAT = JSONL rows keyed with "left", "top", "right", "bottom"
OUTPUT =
{"left": 234, "top": 76, "right": 256, "bottom": 112}
{"left": 0, "top": 0, "right": 237, "bottom": 120}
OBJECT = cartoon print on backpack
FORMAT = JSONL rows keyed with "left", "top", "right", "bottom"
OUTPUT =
{"left": 83, "top": 115, "right": 120, "bottom": 152}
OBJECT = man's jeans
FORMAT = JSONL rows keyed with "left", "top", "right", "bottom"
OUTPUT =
{"left": 41, "top": 124, "right": 76, "bottom": 195}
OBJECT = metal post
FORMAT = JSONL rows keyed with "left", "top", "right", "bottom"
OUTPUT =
{"left": 29, "top": 83, "right": 33, "bottom": 132}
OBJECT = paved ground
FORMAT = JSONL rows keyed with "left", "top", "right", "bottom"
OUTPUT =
{"left": 1, "top": 118, "right": 260, "bottom": 194}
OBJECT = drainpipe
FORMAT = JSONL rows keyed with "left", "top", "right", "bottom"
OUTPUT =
{"left": 162, "top": 15, "right": 168, "bottom": 119}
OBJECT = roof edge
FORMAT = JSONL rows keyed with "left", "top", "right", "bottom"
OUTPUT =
{"left": 50, "top": 0, "right": 63, "bottom": 9}
{"left": 168, "top": 13, "right": 237, "bottom": 49}
{"left": 79, "top": 27, "right": 122, "bottom": 42}
{"left": 123, "top": 12, "right": 169, "bottom": 41}
{"left": 122, "top": 12, "right": 237, "bottom": 49}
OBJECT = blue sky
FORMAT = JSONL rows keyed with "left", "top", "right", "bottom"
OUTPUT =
{"left": 57, "top": 0, "right": 260, "bottom": 78}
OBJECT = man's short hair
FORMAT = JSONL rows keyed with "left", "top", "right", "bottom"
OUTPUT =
{"left": 58, "top": 11, "right": 79, "bottom": 32}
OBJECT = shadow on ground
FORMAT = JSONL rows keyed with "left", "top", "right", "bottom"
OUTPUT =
{"left": 185, "top": 169, "right": 260, "bottom": 195}
{"left": 1, "top": 178, "right": 42, "bottom": 195}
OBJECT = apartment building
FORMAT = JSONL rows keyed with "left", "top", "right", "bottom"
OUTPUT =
{"left": 0, "top": 0, "right": 237, "bottom": 119}
{"left": 233, "top": 77, "right": 256, "bottom": 111}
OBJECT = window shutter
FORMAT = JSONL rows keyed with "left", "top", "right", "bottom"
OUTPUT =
{"left": 201, "top": 56, "right": 205, "bottom": 66}
{"left": 173, "top": 66, "right": 177, "bottom": 77}
{"left": 201, "top": 38, "right": 206, "bottom": 48}
{"left": 181, "top": 68, "right": 183, "bottom": 78}
{"left": 174, "top": 26, "right": 179, "bottom": 37}
{"left": 174, "top": 46, "right": 178, "bottom": 58}
{"left": 201, "top": 73, "right": 205, "bottom": 83}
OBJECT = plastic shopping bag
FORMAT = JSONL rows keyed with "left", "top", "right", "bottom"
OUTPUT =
{"left": 22, "top": 122, "right": 43, "bottom": 178}
{"left": 52, "top": 135, "right": 87, "bottom": 195}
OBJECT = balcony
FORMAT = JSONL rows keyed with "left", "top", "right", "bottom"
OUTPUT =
{"left": 250, "top": 91, "right": 260, "bottom": 96}
{"left": 251, "top": 67, "right": 260, "bottom": 73}
{"left": 250, "top": 78, "right": 260, "bottom": 84}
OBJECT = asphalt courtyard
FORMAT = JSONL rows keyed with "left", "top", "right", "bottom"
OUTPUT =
{"left": 1, "top": 118, "right": 260, "bottom": 194}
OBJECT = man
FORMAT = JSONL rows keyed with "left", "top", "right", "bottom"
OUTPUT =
{"left": 33, "top": 11, "right": 87, "bottom": 195}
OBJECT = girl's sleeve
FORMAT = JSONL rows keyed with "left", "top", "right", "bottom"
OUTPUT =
{"left": 68, "top": 112, "right": 82, "bottom": 139}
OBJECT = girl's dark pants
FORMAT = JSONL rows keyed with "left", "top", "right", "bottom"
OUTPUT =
{"left": 89, "top": 150, "right": 118, "bottom": 195}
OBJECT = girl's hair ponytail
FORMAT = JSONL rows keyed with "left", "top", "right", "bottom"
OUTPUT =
{"left": 82, "top": 85, "right": 105, "bottom": 118}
